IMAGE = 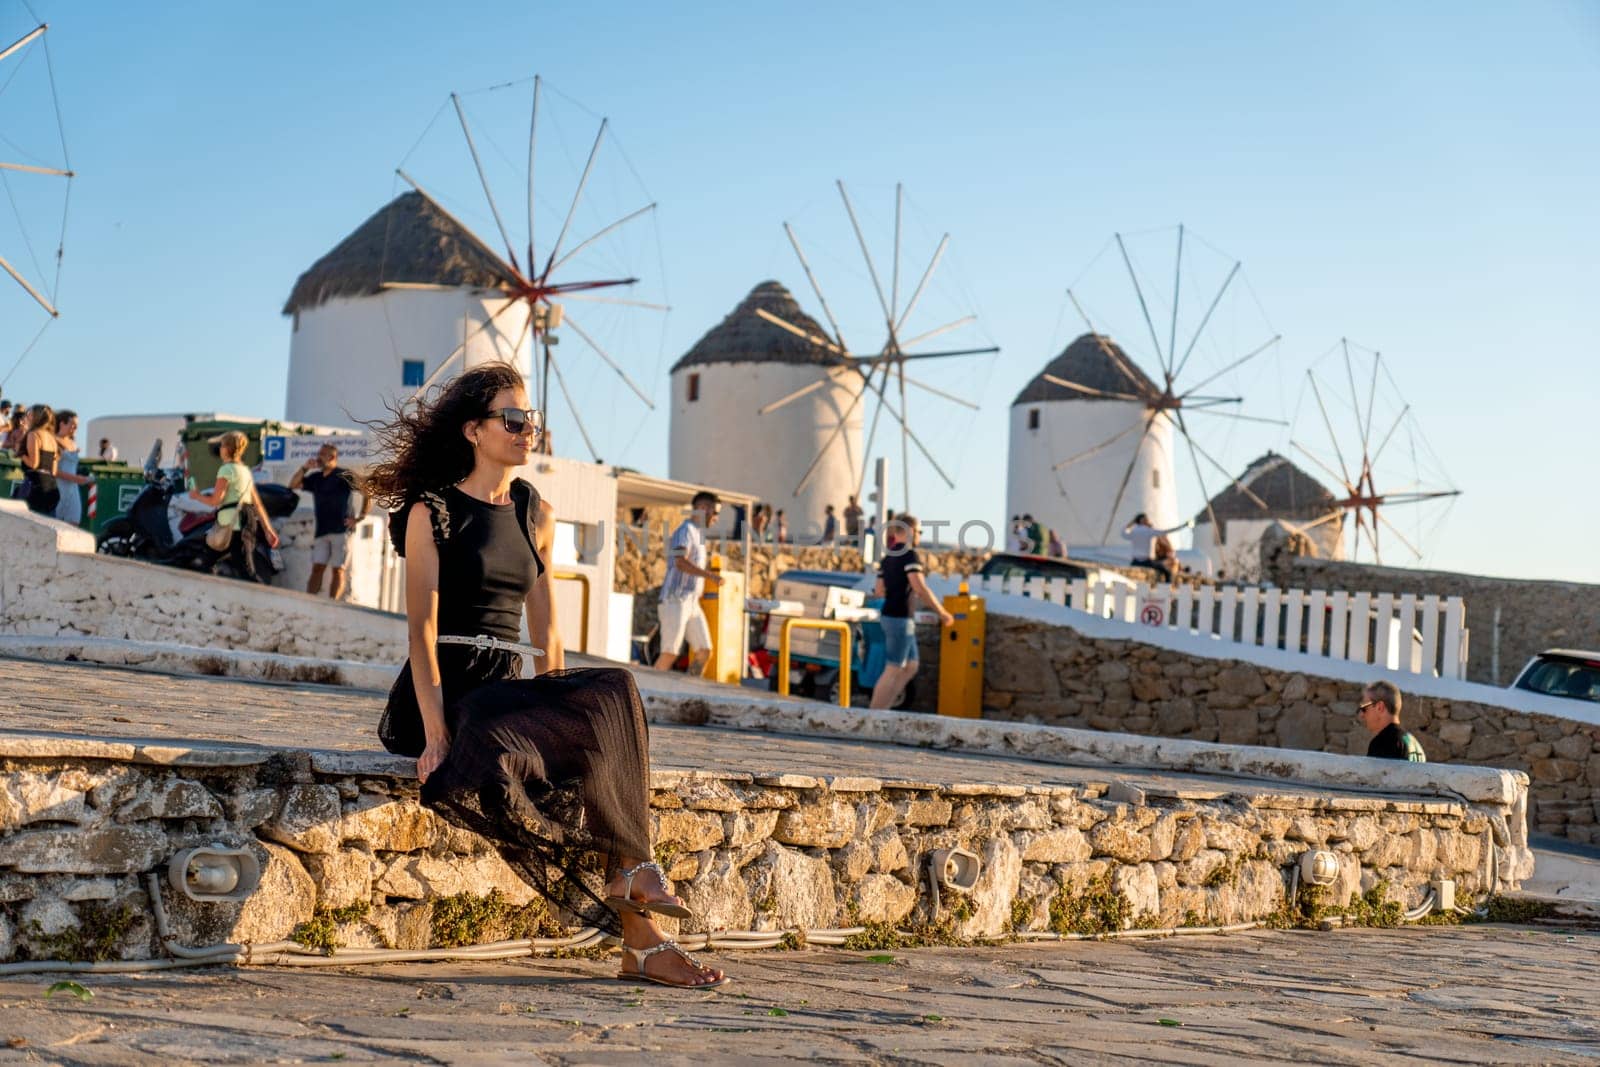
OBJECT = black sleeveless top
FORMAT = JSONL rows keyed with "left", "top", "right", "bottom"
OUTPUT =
{"left": 433, "top": 485, "right": 544, "bottom": 641}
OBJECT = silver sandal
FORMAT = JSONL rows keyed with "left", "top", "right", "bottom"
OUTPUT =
{"left": 618, "top": 939, "right": 730, "bottom": 990}
{"left": 605, "top": 860, "right": 692, "bottom": 919}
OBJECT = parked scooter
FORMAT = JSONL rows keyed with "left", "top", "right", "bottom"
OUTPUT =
{"left": 94, "top": 441, "right": 298, "bottom": 583}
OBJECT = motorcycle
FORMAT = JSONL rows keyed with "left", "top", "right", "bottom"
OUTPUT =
{"left": 95, "top": 440, "right": 299, "bottom": 583}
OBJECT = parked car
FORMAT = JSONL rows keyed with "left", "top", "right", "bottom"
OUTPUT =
{"left": 977, "top": 552, "right": 1135, "bottom": 589}
{"left": 1511, "top": 650, "right": 1600, "bottom": 704}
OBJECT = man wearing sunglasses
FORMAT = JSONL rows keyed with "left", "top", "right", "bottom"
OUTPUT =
{"left": 1358, "top": 680, "right": 1426, "bottom": 762}
{"left": 653, "top": 491, "right": 722, "bottom": 675}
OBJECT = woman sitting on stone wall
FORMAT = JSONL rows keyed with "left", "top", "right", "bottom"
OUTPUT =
{"left": 366, "top": 362, "right": 727, "bottom": 991}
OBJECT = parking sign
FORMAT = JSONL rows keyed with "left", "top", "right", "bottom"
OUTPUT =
{"left": 262, "top": 435, "right": 287, "bottom": 462}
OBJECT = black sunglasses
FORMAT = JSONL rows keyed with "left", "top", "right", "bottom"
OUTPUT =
{"left": 1357, "top": 700, "right": 1382, "bottom": 713}
{"left": 488, "top": 407, "right": 544, "bottom": 437}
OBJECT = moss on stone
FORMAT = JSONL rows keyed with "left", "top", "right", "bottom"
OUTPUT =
{"left": 291, "top": 900, "right": 371, "bottom": 955}
{"left": 1009, "top": 897, "right": 1034, "bottom": 932}
{"left": 1047, "top": 873, "right": 1132, "bottom": 936}
{"left": 24, "top": 901, "right": 140, "bottom": 963}
{"left": 429, "top": 890, "right": 564, "bottom": 948}
{"left": 1471, "top": 895, "right": 1559, "bottom": 925}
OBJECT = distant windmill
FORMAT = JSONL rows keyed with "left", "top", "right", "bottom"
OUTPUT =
{"left": 0, "top": 9, "right": 72, "bottom": 386}
{"left": 1043, "top": 225, "right": 1283, "bottom": 542}
{"left": 1289, "top": 339, "right": 1461, "bottom": 564}
{"left": 390, "top": 76, "right": 666, "bottom": 460}
{"left": 753, "top": 181, "right": 998, "bottom": 511}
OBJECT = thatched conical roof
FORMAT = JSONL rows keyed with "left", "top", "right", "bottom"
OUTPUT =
{"left": 283, "top": 192, "right": 519, "bottom": 315}
{"left": 1012, "top": 333, "right": 1158, "bottom": 406}
{"left": 1196, "top": 451, "right": 1339, "bottom": 525}
{"left": 672, "top": 281, "right": 840, "bottom": 372}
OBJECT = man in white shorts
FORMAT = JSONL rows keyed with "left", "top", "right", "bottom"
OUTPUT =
{"left": 290, "top": 444, "right": 370, "bottom": 600}
{"left": 653, "top": 491, "right": 721, "bottom": 674}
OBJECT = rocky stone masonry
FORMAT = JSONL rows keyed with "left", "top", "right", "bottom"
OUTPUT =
{"left": 951, "top": 615, "right": 1600, "bottom": 845}
{"left": 1262, "top": 545, "right": 1600, "bottom": 688}
{"left": 0, "top": 749, "right": 1504, "bottom": 964}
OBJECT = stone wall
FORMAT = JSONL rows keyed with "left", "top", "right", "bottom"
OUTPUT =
{"left": 966, "top": 614, "right": 1600, "bottom": 844}
{"left": 1262, "top": 547, "right": 1600, "bottom": 686}
{"left": 0, "top": 502, "right": 405, "bottom": 663}
{"left": 0, "top": 745, "right": 1511, "bottom": 963}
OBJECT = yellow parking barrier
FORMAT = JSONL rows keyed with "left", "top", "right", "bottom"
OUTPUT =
{"left": 777, "top": 618, "right": 852, "bottom": 707}
{"left": 550, "top": 570, "right": 591, "bottom": 653}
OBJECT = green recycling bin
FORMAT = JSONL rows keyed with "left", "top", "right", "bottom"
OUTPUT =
{"left": 76, "top": 460, "right": 147, "bottom": 538}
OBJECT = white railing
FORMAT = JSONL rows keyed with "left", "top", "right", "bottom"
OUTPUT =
{"left": 377, "top": 538, "right": 406, "bottom": 615}
{"left": 958, "top": 574, "right": 1469, "bottom": 680}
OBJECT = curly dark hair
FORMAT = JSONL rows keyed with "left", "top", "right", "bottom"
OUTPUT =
{"left": 364, "top": 362, "right": 526, "bottom": 509}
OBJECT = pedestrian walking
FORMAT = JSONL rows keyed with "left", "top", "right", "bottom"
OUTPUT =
{"left": 290, "top": 443, "right": 372, "bottom": 600}
{"left": 843, "top": 495, "right": 863, "bottom": 541}
{"left": 870, "top": 514, "right": 955, "bottom": 710}
{"left": 52, "top": 410, "right": 93, "bottom": 526}
{"left": 1356, "top": 681, "right": 1426, "bottom": 762}
{"left": 820, "top": 504, "right": 839, "bottom": 546}
{"left": 369, "top": 362, "right": 726, "bottom": 989}
{"left": 653, "top": 491, "right": 722, "bottom": 677}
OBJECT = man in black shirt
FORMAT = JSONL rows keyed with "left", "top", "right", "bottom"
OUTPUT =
{"left": 289, "top": 444, "right": 370, "bottom": 600}
{"left": 870, "top": 515, "right": 954, "bottom": 710}
{"left": 1358, "top": 680, "right": 1426, "bottom": 762}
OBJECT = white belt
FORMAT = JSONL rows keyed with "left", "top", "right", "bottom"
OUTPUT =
{"left": 437, "top": 634, "right": 545, "bottom": 659}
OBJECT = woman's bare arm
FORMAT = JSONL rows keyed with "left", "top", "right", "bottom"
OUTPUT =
{"left": 190, "top": 475, "right": 229, "bottom": 507}
{"left": 524, "top": 499, "right": 564, "bottom": 673}
{"left": 405, "top": 501, "right": 450, "bottom": 781}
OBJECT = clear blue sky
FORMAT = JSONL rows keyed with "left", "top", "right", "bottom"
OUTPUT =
{"left": 3, "top": 1, "right": 1597, "bottom": 582}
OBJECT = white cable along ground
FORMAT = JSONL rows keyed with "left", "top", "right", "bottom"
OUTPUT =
{"left": 0, "top": 866, "right": 1484, "bottom": 976}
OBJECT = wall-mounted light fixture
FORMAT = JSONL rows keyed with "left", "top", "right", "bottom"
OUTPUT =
{"left": 168, "top": 845, "right": 262, "bottom": 903}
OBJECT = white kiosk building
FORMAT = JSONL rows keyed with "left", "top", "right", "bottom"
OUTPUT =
{"left": 283, "top": 192, "right": 534, "bottom": 430}
{"left": 1007, "top": 333, "right": 1179, "bottom": 550}
{"left": 668, "top": 281, "right": 862, "bottom": 540}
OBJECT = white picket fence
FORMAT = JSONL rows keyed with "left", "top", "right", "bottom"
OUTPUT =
{"left": 960, "top": 574, "right": 1470, "bottom": 680}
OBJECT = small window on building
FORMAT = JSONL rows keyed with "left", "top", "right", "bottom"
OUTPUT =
{"left": 402, "top": 360, "right": 425, "bottom": 388}
{"left": 687, "top": 373, "right": 700, "bottom": 402}
{"left": 1152, "top": 469, "right": 1161, "bottom": 489}
{"left": 1027, "top": 408, "right": 1040, "bottom": 431}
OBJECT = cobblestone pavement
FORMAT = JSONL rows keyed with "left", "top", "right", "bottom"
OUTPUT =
{"left": 3, "top": 656, "right": 1426, "bottom": 802}
{"left": 1, "top": 926, "right": 1597, "bottom": 1065}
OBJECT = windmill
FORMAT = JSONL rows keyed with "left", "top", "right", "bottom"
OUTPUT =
{"left": 1289, "top": 339, "right": 1461, "bottom": 564}
{"left": 0, "top": 6, "right": 72, "bottom": 389}
{"left": 752, "top": 181, "right": 997, "bottom": 513}
{"left": 1040, "top": 225, "right": 1283, "bottom": 544}
{"left": 388, "top": 76, "right": 665, "bottom": 461}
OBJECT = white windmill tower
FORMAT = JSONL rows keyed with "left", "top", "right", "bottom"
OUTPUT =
{"left": 668, "top": 280, "right": 862, "bottom": 539}
{"left": 1012, "top": 226, "right": 1283, "bottom": 554}
{"left": 1007, "top": 333, "right": 1178, "bottom": 547}
{"left": 283, "top": 192, "right": 535, "bottom": 430}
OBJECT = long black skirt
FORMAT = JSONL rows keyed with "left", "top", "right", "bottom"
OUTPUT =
{"left": 384, "top": 652, "right": 651, "bottom": 936}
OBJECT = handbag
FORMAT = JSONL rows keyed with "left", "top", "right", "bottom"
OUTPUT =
{"left": 206, "top": 505, "right": 237, "bottom": 552}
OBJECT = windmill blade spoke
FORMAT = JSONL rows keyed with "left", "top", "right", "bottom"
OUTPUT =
{"left": 560, "top": 291, "right": 670, "bottom": 311}
{"left": 0, "top": 161, "right": 71, "bottom": 177}
{"left": 412, "top": 297, "right": 523, "bottom": 397}
{"left": 755, "top": 307, "right": 848, "bottom": 357}
{"left": 855, "top": 362, "right": 889, "bottom": 499}
{"left": 546, "top": 347, "right": 600, "bottom": 461}
{"left": 548, "top": 202, "right": 656, "bottom": 275}
{"left": 1297, "top": 509, "right": 1346, "bottom": 532}
{"left": 890, "top": 182, "right": 903, "bottom": 325}
{"left": 526, "top": 75, "right": 539, "bottom": 276}
{"left": 560, "top": 312, "right": 655, "bottom": 409}
{"left": 1065, "top": 289, "right": 1157, "bottom": 399}
{"left": 1050, "top": 421, "right": 1144, "bottom": 472}
{"left": 1099, "top": 414, "right": 1160, "bottom": 543}
{"left": 1306, "top": 371, "right": 1355, "bottom": 488}
{"left": 898, "top": 362, "right": 912, "bottom": 506}
{"left": 1369, "top": 403, "right": 1411, "bottom": 468}
{"left": 0, "top": 250, "right": 58, "bottom": 316}
{"left": 541, "top": 117, "right": 608, "bottom": 281}
{"left": 452, "top": 93, "right": 522, "bottom": 275}
{"left": 1171, "top": 261, "right": 1242, "bottom": 383}
{"left": 1364, "top": 349, "right": 1382, "bottom": 458}
{"left": 0, "top": 25, "right": 45, "bottom": 66}
{"left": 868, "top": 370, "right": 955, "bottom": 490}
{"left": 1182, "top": 407, "right": 1289, "bottom": 427}
{"left": 1041, "top": 374, "right": 1144, "bottom": 403}
{"left": 1289, "top": 438, "right": 1353, "bottom": 491}
{"left": 898, "top": 314, "right": 974, "bottom": 349}
{"left": 758, "top": 374, "right": 842, "bottom": 416}
{"left": 1179, "top": 333, "right": 1279, "bottom": 397}
{"left": 1376, "top": 512, "right": 1423, "bottom": 560}
{"left": 837, "top": 180, "right": 893, "bottom": 325}
{"left": 1174, "top": 410, "right": 1226, "bottom": 542}
{"left": 903, "top": 372, "right": 979, "bottom": 409}
{"left": 1167, "top": 225, "right": 1183, "bottom": 376}
{"left": 1181, "top": 420, "right": 1270, "bottom": 511}
{"left": 1115, "top": 232, "right": 1168, "bottom": 377}
{"left": 1341, "top": 339, "right": 1367, "bottom": 446}
{"left": 1377, "top": 489, "right": 1462, "bottom": 505}
{"left": 895, "top": 233, "right": 949, "bottom": 332}
{"left": 783, "top": 222, "right": 849, "bottom": 349}
{"left": 396, "top": 169, "right": 525, "bottom": 286}
{"left": 896, "top": 345, "right": 999, "bottom": 362}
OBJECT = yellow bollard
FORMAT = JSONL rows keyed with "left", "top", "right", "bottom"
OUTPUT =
{"left": 550, "top": 570, "right": 591, "bottom": 653}
{"left": 777, "top": 618, "right": 852, "bottom": 707}
{"left": 699, "top": 554, "right": 746, "bottom": 684}
{"left": 937, "top": 583, "right": 985, "bottom": 718}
